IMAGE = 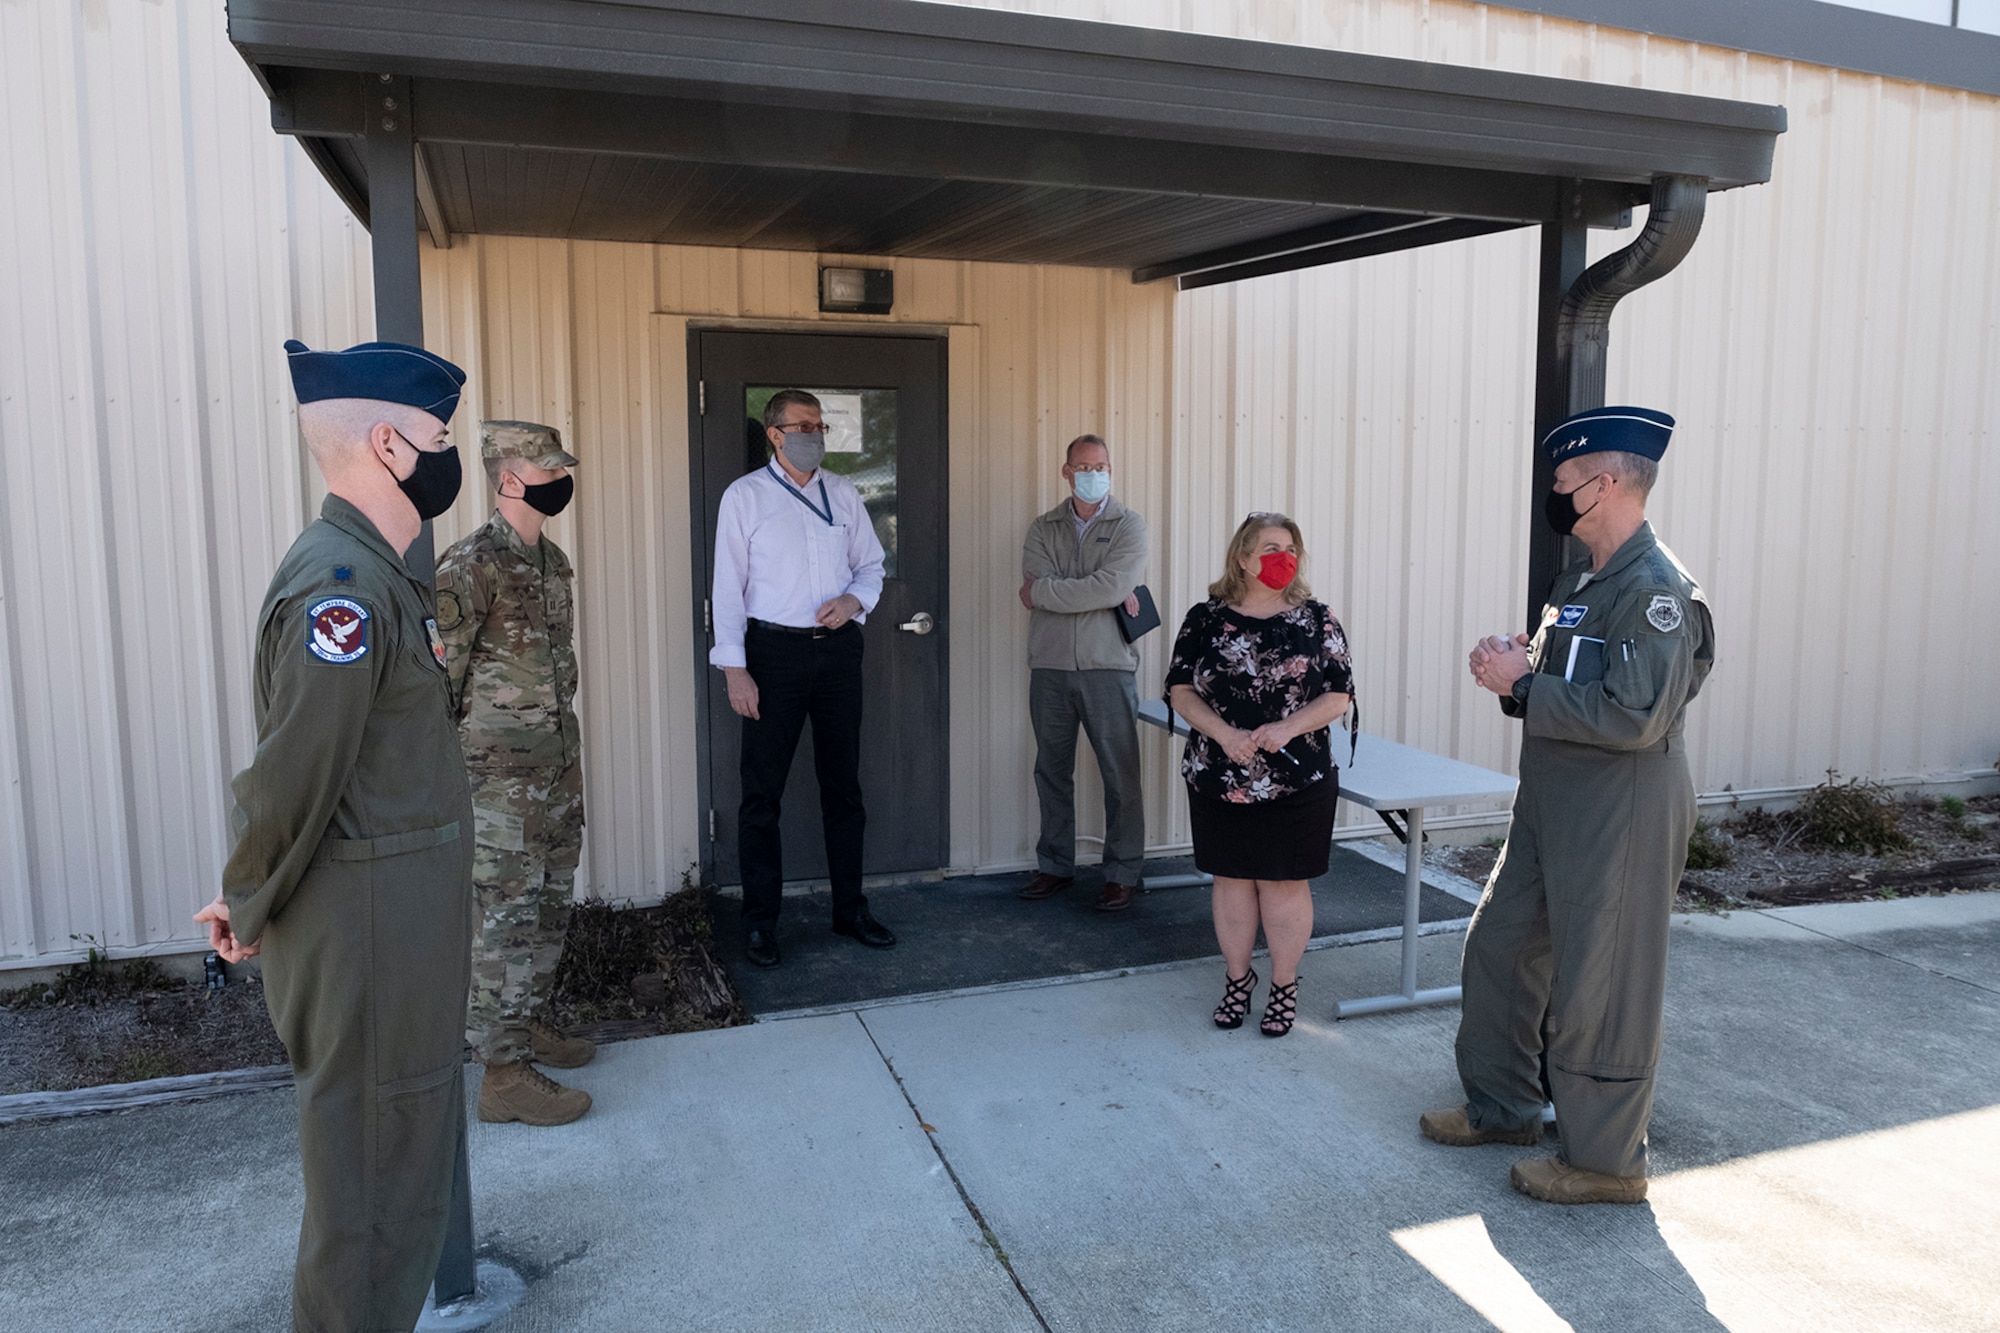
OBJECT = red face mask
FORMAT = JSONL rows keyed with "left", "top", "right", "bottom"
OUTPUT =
{"left": 1256, "top": 551, "right": 1298, "bottom": 590}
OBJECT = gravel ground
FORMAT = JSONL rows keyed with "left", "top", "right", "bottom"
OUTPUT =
{"left": 0, "top": 888, "right": 742, "bottom": 1097}
{"left": 0, "top": 972, "right": 287, "bottom": 1096}
{"left": 1426, "top": 792, "right": 2000, "bottom": 911}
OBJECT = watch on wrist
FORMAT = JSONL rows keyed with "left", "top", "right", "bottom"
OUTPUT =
{"left": 1510, "top": 673, "right": 1534, "bottom": 704}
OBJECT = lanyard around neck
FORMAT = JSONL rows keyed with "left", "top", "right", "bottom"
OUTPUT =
{"left": 766, "top": 463, "right": 833, "bottom": 526}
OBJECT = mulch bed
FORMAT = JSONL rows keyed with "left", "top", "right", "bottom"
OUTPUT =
{"left": 1427, "top": 792, "right": 2000, "bottom": 913}
{"left": 0, "top": 887, "right": 745, "bottom": 1098}
{"left": 0, "top": 960, "right": 288, "bottom": 1097}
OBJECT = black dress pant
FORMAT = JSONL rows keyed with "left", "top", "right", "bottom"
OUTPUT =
{"left": 739, "top": 621, "right": 867, "bottom": 931}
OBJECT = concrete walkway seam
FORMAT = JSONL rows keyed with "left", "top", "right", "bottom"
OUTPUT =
{"left": 1762, "top": 914, "right": 2000, "bottom": 997}
{"left": 853, "top": 1010, "right": 1056, "bottom": 1333}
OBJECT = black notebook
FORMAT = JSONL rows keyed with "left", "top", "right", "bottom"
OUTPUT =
{"left": 1565, "top": 635, "right": 1606, "bottom": 685}
{"left": 1114, "top": 584, "right": 1162, "bottom": 643}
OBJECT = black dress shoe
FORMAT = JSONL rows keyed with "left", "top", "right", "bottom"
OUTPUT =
{"left": 745, "top": 929, "right": 781, "bottom": 968}
{"left": 831, "top": 910, "right": 896, "bottom": 949}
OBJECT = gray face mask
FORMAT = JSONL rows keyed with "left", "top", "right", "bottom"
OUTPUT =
{"left": 782, "top": 431, "right": 826, "bottom": 473}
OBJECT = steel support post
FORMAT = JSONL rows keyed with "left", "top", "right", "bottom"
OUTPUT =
{"left": 1528, "top": 174, "right": 1708, "bottom": 623}
{"left": 1525, "top": 185, "right": 1589, "bottom": 626}
{"left": 433, "top": 1121, "right": 476, "bottom": 1306}
{"left": 363, "top": 72, "right": 437, "bottom": 579}
{"left": 365, "top": 71, "right": 468, "bottom": 1305}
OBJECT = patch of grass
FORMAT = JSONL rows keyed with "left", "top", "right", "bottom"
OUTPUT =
{"left": 1794, "top": 770, "right": 1907, "bottom": 854}
{"left": 1939, "top": 795, "right": 1968, "bottom": 819}
{"left": 109, "top": 1048, "right": 183, "bottom": 1083}
{"left": 1685, "top": 819, "right": 1734, "bottom": 871}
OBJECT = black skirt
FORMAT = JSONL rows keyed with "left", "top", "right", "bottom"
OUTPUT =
{"left": 1187, "top": 776, "right": 1339, "bottom": 882}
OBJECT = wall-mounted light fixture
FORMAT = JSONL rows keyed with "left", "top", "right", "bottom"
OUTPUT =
{"left": 819, "top": 266, "right": 894, "bottom": 315}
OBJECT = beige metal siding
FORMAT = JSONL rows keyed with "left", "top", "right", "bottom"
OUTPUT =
{"left": 418, "top": 241, "right": 1180, "bottom": 891}
{"left": 0, "top": 0, "right": 373, "bottom": 964}
{"left": 943, "top": 0, "right": 2000, "bottom": 802}
{"left": 6, "top": 0, "right": 1998, "bottom": 963}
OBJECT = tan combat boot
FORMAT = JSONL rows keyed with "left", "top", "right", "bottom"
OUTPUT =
{"left": 1509, "top": 1155, "right": 1648, "bottom": 1205}
{"left": 529, "top": 1017, "right": 596, "bottom": 1069}
{"left": 478, "top": 1060, "right": 591, "bottom": 1126}
{"left": 1419, "top": 1105, "right": 1542, "bottom": 1147}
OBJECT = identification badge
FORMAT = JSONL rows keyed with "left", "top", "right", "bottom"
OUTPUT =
{"left": 307, "top": 597, "right": 369, "bottom": 664}
{"left": 1554, "top": 604, "right": 1588, "bottom": 629}
{"left": 425, "top": 617, "right": 447, "bottom": 668}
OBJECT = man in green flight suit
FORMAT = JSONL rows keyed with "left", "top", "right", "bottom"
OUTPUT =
{"left": 1421, "top": 405, "right": 1715, "bottom": 1205}
{"left": 436, "top": 419, "right": 593, "bottom": 1127}
{"left": 195, "top": 339, "right": 476, "bottom": 1330}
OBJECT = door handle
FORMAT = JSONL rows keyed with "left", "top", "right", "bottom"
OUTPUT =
{"left": 898, "top": 611, "right": 935, "bottom": 635}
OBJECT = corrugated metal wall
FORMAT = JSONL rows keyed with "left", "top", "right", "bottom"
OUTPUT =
{"left": 0, "top": 0, "right": 373, "bottom": 965}
{"left": 943, "top": 0, "right": 2000, "bottom": 801}
{"left": 5, "top": 0, "right": 1997, "bottom": 963}
{"left": 417, "top": 240, "right": 1180, "bottom": 892}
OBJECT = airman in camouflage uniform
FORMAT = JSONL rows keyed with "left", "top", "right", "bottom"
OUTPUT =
{"left": 436, "top": 419, "right": 594, "bottom": 1126}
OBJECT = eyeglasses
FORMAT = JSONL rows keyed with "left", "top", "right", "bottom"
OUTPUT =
{"left": 774, "top": 420, "right": 825, "bottom": 434}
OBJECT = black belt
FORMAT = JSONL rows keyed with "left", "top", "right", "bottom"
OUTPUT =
{"left": 749, "top": 618, "right": 849, "bottom": 639}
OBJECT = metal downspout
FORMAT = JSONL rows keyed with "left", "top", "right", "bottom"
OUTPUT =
{"left": 1526, "top": 173, "right": 1708, "bottom": 616}
{"left": 1557, "top": 173, "right": 1709, "bottom": 410}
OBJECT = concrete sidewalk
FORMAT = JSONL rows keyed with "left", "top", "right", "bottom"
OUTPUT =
{"left": 2, "top": 894, "right": 1996, "bottom": 1332}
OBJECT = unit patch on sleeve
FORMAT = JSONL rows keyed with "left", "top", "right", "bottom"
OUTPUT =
{"left": 1645, "top": 594, "right": 1684, "bottom": 633}
{"left": 1554, "top": 604, "right": 1589, "bottom": 629}
{"left": 425, "top": 617, "right": 447, "bottom": 668}
{"left": 307, "top": 597, "right": 370, "bottom": 663}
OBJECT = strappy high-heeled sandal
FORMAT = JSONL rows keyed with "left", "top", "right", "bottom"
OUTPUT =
{"left": 1212, "top": 967, "right": 1258, "bottom": 1029}
{"left": 1260, "top": 979, "right": 1299, "bottom": 1037}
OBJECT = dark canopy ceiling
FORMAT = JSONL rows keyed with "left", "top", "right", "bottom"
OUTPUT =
{"left": 231, "top": 0, "right": 1785, "bottom": 286}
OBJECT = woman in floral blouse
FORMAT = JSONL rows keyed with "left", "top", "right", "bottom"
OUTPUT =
{"left": 1165, "top": 513, "right": 1354, "bottom": 1037}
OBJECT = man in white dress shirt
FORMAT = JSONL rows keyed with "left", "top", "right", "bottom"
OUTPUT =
{"left": 711, "top": 389, "right": 896, "bottom": 968}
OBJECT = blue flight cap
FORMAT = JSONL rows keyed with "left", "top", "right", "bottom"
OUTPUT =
{"left": 283, "top": 339, "right": 467, "bottom": 425}
{"left": 1541, "top": 406, "right": 1675, "bottom": 465}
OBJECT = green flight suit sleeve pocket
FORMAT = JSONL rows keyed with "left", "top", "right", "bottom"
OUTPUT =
{"left": 1602, "top": 636, "right": 1658, "bottom": 713}
{"left": 473, "top": 801, "right": 527, "bottom": 852}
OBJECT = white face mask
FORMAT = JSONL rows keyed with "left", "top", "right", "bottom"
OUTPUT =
{"left": 1071, "top": 469, "right": 1110, "bottom": 504}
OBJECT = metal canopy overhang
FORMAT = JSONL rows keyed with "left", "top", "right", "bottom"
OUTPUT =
{"left": 228, "top": 0, "right": 1784, "bottom": 285}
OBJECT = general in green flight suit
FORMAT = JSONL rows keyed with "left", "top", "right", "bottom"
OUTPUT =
{"left": 1421, "top": 405, "right": 1715, "bottom": 1206}
{"left": 197, "top": 338, "right": 475, "bottom": 1332}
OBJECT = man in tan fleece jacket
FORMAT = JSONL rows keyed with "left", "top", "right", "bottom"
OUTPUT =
{"left": 1017, "top": 433, "right": 1150, "bottom": 911}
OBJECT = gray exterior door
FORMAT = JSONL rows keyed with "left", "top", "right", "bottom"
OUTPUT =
{"left": 691, "top": 330, "right": 948, "bottom": 886}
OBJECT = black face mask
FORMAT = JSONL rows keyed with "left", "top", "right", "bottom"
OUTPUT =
{"left": 511, "top": 474, "right": 574, "bottom": 517}
{"left": 392, "top": 432, "right": 463, "bottom": 520}
{"left": 1543, "top": 476, "right": 1603, "bottom": 536}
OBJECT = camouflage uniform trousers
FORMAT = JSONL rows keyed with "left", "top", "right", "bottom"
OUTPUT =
{"left": 466, "top": 763, "right": 584, "bottom": 1065}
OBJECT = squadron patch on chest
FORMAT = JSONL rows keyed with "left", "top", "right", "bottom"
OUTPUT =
{"left": 425, "top": 617, "right": 447, "bottom": 668}
{"left": 1645, "top": 594, "right": 1684, "bottom": 633}
{"left": 307, "top": 597, "right": 370, "bottom": 664}
{"left": 1554, "top": 604, "right": 1589, "bottom": 629}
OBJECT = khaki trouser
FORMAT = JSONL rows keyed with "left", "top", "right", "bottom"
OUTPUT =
{"left": 262, "top": 830, "right": 475, "bottom": 1333}
{"left": 1455, "top": 738, "right": 1694, "bottom": 1179}
{"left": 1030, "top": 668, "right": 1145, "bottom": 884}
